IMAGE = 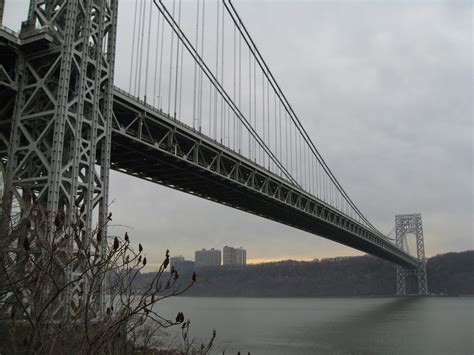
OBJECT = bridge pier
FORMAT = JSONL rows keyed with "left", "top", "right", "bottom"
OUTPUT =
{"left": 395, "top": 214, "right": 428, "bottom": 295}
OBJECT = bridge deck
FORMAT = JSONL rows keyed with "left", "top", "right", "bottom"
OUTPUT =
{"left": 0, "top": 26, "right": 420, "bottom": 269}
{"left": 111, "top": 88, "right": 419, "bottom": 269}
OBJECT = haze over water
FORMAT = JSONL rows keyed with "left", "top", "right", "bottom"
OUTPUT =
{"left": 158, "top": 296, "right": 474, "bottom": 354}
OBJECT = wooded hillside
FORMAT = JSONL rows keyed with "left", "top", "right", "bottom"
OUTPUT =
{"left": 138, "top": 250, "right": 474, "bottom": 297}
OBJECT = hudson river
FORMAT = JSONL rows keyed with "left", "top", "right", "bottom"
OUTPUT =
{"left": 158, "top": 296, "right": 474, "bottom": 354}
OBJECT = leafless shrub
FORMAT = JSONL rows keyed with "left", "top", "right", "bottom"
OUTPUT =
{"left": 0, "top": 203, "right": 214, "bottom": 354}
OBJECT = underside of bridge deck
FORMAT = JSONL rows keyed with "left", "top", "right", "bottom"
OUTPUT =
{"left": 110, "top": 89, "right": 419, "bottom": 269}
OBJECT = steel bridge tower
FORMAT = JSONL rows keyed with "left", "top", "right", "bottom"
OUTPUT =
{"left": 0, "top": 0, "right": 4, "bottom": 25}
{"left": 395, "top": 214, "right": 428, "bottom": 295}
{"left": 2, "top": 0, "right": 118, "bottom": 317}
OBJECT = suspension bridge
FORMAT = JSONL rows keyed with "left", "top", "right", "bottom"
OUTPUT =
{"left": 0, "top": 0, "right": 427, "bottom": 306}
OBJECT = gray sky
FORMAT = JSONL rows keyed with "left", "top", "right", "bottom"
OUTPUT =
{"left": 4, "top": 0, "right": 472, "bottom": 267}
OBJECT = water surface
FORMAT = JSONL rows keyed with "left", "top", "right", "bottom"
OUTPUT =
{"left": 156, "top": 296, "right": 474, "bottom": 354}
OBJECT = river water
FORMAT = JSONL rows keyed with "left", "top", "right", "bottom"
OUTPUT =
{"left": 156, "top": 296, "right": 474, "bottom": 354}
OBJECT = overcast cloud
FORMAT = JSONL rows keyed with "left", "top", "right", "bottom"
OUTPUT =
{"left": 4, "top": 0, "right": 472, "bottom": 266}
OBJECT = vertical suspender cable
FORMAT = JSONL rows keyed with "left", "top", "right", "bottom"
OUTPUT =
{"left": 248, "top": 47, "right": 251, "bottom": 157}
{"left": 192, "top": 0, "right": 200, "bottom": 129}
{"left": 154, "top": 0, "right": 298, "bottom": 185}
{"left": 267, "top": 80, "right": 270, "bottom": 169}
{"left": 289, "top": 117, "right": 292, "bottom": 175}
{"left": 238, "top": 23, "right": 242, "bottom": 153}
{"left": 129, "top": 0, "right": 139, "bottom": 92}
{"left": 274, "top": 92, "right": 277, "bottom": 171}
{"left": 306, "top": 145, "right": 309, "bottom": 191}
{"left": 233, "top": 23, "right": 237, "bottom": 150}
{"left": 144, "top": 0, "right": 153, "bottom": 103}
{"left": 214, "top": 0, "right": 220, "bottom": 139}
{"left": 253, "top": 56, "right": 256, "bottom": 162}
{"left": 306, "top": 145, "right": 309, "bottom": 190}
{"left": 293, "top": 118, "right": 296, "bottom": 179}
{"left": 300, "top": 133, "right": 303, "bottom": 187}
{"left": 167, "top": 0, "right": 176, "bottom": 115}
{"left": 332, "top": 176, "right": 335, "bottom": 207}
{"left": 303, "top": 144, "right": 306, "bottom": 190}
{"left": 209, "top": 81, "right": 212, "bottom": 136}
{"left": 285, "top": 109, "right": 288, "bottom": 173}
{"left": 199, "top": 0, "right": 206, "bottom": 131}
{"left": 224, "top": 0, "right": 377, "bottom": 229}
{"left": 261, "top": 71, "right": 265, "bottom": 167}
{"left": 312, "top": 153, "right": 315, "bottom": 195}
{"left": 173, "top": 0, "right": 182, "bottom": 119}
{"left": 221, "top": 3, "right": 225, "bottom": 143}
{"left": 317, "top": 157, "right": 321, "bottom": 198}
{"left": 137, "top": 0, "right": 146, "bottom": 99}
{"left": 134, "top": 0, "right": 143, "bottom": 95}
{"left": 296, "top": 119, "right": 299, "bottom": 182}
{"left": 279, "top": 101, "right": 282, "bottom": 176}
{"left": 158, "top": 8, "right": 165, "bottom": 108}
{"left": 303, "top": 145, "right": 306, "bottom": 190}
{"left": 178, "top": 10, "right": 184, "bottom": 121}
{"left": 298, "top": 133, "right": 301, "bottom": 184}
{"left": 266, "top": 80, "right": 269, "bottom": 169}
{"left": 153, "top": 9, "right": 161, "bottom": 106}
{"left": 323, "top": 166, "right": 326, "bottom": 202}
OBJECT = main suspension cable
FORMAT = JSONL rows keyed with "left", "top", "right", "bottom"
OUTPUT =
{"left": 154, "top": 0, "right": 300, "bottom": 186}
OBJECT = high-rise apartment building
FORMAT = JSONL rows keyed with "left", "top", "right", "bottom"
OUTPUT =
{"left": 170, "top": 255, "right": 185, "bottom": 268}
{"left": 173, "top": 260, "right": 195, "bottom": 275}
{"left": 170, "top": 255, "right": 194, "bottom": 276}
{"left": 195, "top": 248, "right": 221, "bottom": 267}
{"left": 236, "top": 247, "right": 247, "bottom": 265}
{"left": 223, "top": 246, "right": 247, "bottom": 266}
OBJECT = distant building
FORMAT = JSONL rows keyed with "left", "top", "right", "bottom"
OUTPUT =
{"left": 236, "top": 247, "right": 247, "bottom": 265}
{"left": 172, "top": 260, "right": 195, "bottom": 276}
{"left": 223, "top": 246, "right": 246, "bottom": 266}
{"left": 170, "top": 255, "right": 185, "bottom": 269}
{"left": 195, "top": 248, "right": 221, "bottom": 267}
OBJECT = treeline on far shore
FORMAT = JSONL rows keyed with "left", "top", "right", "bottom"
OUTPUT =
{"left": 135, "top": 250, "right": 474, "bottom": 297}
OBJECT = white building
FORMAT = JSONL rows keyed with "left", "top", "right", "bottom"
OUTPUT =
{"left": 223, "top": 246, "right": 246, "bottom": 266}
{"left": 195, "top": 248, "right": 221, "bottom": 267}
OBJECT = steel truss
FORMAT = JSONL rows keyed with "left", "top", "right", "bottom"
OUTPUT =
{"left": 1, "top": 1, "right": 425, "bottom": 316}
{"left": 111, "top": 88, "right": 419, "bottom": 269}
{"left": 395, "top": 214, "right": 428, "bottom": 295}
{"left": 2, "top": 0, "right": 118, "bottom": 318}
{"left": 0, "top": 27, "right": 19, "bottom": 191}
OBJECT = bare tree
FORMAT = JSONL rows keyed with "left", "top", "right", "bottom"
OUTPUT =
{"left": 179, "top": 320, "right": 216, "bottom": 355}
{"left": 0, "top": 203, "right": 215, "bottom": 354}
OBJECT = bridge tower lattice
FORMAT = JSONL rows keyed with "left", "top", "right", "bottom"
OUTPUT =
{"left": 2, "top": 0, "right": 118, "bottom": 318}
{"left": 395, "top": 213, "right": 428, "bottom": 295}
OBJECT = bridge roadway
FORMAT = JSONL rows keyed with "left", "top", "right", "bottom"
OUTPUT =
{"left": 111, "top": 88, "right": 419, "bottom": 269}
{"left": 0, "top": 27, "right": 419, "bottom": 269}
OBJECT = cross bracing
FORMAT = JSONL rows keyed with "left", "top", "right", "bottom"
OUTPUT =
{"left": 111, "top": 87, "right": 419, "bottom": 269}
{"left": 0, "top": 0, "right": 429, "bottom": 319}
{"left": 121, "top": 0, "right": 386, "bottom": 233}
